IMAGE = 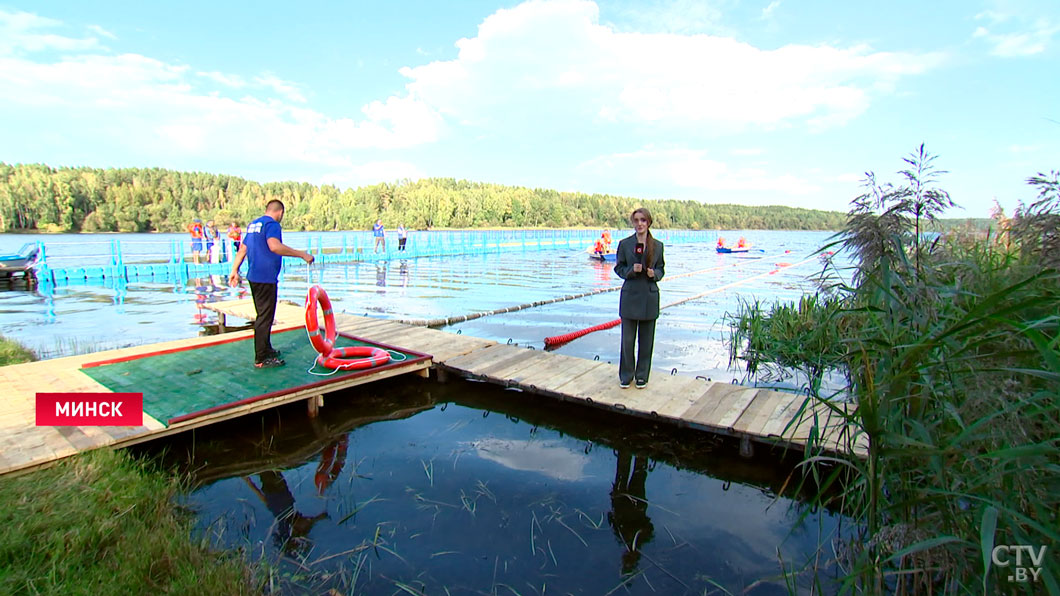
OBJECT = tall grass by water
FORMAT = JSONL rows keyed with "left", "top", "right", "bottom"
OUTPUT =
{"left": 726, "top": 148, "right": 1059, "bottom": 594}
{"left": 0, "top": 336, "right": 260, "bottom": 595}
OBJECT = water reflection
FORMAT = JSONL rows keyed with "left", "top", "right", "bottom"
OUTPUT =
{"left": 244, "top": 471, "right": 329, "bottom": 555}
{"left": 145, "top": 376, "right": 844, "bottom": 594}
{"left": 609, "top": 450, "right": 654, "bottom": 575}
{"left": 375, "top": 262, "right": 386, "bottom": 291}
{"left": 472, "top": 438, "right": 590, "bottom": 481}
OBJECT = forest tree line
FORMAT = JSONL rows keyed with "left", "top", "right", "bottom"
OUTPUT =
{"left": 0, "top": 163, "right": 851, "bottom": 233}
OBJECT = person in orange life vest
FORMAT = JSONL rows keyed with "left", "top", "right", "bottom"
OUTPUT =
{"left": 593, "top": 236, "right": 607, "bottom": 255}
{"left": 717, "top": 237, "right": 725, "bottom": 248}
{"left": 737, "top": 237, "right": 747, "bottom": 248}
{"left": 188, "top": 218, "right": 204, "bottom": 264}
{"left": 602, "top": 229, "right": 612, "bottom": 251}
{"left": 227, "top": 222, "right": 242, "bottom": 260}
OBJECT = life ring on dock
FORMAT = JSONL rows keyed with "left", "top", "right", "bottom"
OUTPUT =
{"left": 305, "top": 285, "right": 336, "bottom": 355}
{"left": 316, "top": 346, "right": 391, "bottom": 370}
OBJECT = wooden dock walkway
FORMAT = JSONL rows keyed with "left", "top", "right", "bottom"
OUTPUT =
{"left": 0, "top": 319, "right": 432, "bottom": 477}
{"left": 0, "top": 299, "right": 864, "bottom": 477}
{"left": 329, "top": 313, "right": 865, "bottom": 458}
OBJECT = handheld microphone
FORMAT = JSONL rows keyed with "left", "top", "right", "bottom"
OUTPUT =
{"left": 635, "top": 242, "right": 644, "bottom": 267}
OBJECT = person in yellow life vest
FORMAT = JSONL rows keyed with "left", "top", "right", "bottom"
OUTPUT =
{"left": 188, "top": 218, "right": 204, "bottom": 264}
{"left": 717, "top": 237, "right": 725, "bottom": 248}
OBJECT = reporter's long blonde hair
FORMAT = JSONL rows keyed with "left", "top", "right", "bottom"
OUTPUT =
{"left": 631, "top": 207, "right": 654, "bottom": 267}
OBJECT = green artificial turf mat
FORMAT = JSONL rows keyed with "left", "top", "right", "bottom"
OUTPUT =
{"left": 80, "top": 329, "right": 421, "bottom": 426}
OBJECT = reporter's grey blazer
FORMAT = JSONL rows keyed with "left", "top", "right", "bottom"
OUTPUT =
{"left": 614, "top": 235, "right": 665, "bottom": 320}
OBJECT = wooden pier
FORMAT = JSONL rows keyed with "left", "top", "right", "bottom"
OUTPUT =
{"left": 0, "top": 320, "right": 432, "bottom": 477}
{"left": 328, "top": 312, "right": 865, "bottom": 458}
{"left": 0, "top": 299, "right": 864, "bottom": 477}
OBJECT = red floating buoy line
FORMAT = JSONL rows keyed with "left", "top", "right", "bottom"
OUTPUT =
{"left": 543, "top": 253, "right": 819, "bottom": 347}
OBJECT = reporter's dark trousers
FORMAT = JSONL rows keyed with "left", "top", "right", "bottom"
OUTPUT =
{"left": 619, "top": 318, "right": 656, "bottom": 384}
{"left": 250, "top": 282, "right": 278, "bottom": 363}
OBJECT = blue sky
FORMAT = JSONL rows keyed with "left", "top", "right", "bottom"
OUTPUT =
{"left": 1, "top": 0, "right": 1057, "bottom": 217}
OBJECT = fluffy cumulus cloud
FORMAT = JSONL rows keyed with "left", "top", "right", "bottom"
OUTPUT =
{"left": 578, "top": 147, "right": 820, "bottom": 196}
{"left": 397, "top": 0, "right": 940, "bottom": 135}
{"left": 0, "top": 1, "right": 941, "bottom": 195}
{"left": 0, "top": 8, "right": 442, "bottom": 178}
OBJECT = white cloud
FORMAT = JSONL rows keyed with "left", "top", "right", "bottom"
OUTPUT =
{"left": 608, "top": 0, "right": 729, "bottom": 35}
{"left": 761, "top": 0, "right": 782, "bottom": 20}
{"left": 253, "top": 73, "right": 307, "bottom": 103}
{"left": 320, "top": 160, "right": 426, "bottom": 187}
{"left": 87, "top": 24, "right": 116, "bottom": 40}
{"left": 197, "top": 70, "right": 245, "bottom": 87}
{"left": 973, "top": 12, "right": 1060, "bottom": 57}
{"left": 394, "top": 0, "right": 942, "bottom": 135}
{"left": 1008, "top": 143, "right": 1042, "bottom": 153}
{"left": 730, "top": 147, "right": 765, "bottom": 156}
{"left": 578, "top": 147, "right": 820, "bottom": 196}
{"left": 0, "top": 9, "right": 100, "bottom": 56}
{"left": 0, "top": 11, "right": 442, "bottom": 174}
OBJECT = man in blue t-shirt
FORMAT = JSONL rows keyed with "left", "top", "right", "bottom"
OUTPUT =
{"left": 372, "top": 219, "right": 385, "bottom": 253}
{"left": 228, "top": 200, "right": 314, "bottom": 368}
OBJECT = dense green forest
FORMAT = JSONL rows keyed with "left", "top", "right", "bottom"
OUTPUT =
{"left": 0, "top": 163, "right": 850, "bottom": 233}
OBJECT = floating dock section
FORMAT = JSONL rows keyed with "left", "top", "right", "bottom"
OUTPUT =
{"left": 0, "top": 297, "right": 864, "bottom": 477}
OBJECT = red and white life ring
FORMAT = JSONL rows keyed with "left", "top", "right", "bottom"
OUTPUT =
{"left": 305, "top": 285, "right": 337, "bottom": 356}
{"left": 316, "top": 346, "right": 391, "bottom": 370}
{"left": 305, "top": 285, "right": 392, "bottom": 370}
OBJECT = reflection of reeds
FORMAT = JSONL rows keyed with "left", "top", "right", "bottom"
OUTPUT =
{"left": 336, "top": 494, "right": 383, "bottom": 526}
{"left": 421, "top": 458, "right": 434, "bottom": 487}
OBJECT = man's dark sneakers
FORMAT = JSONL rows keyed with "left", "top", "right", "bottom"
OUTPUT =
{"left": 267, "top": 348, "right": 282, "bottom": 358}
{"left": 635, "top": 380, "right": 648, "bottom": 389}
{"left": 254, "top": 356, "right": 286, "bottom": 369}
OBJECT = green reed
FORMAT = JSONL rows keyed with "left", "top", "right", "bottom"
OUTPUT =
{"left": 726, "top": 149, "right": 1060, "bottom": 594}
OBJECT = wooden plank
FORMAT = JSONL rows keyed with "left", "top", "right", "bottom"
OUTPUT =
{"left": 559, "top": 367, "right": 623, "bottom": 401}
{"left": 731, "top": 390, "right": 786, "bottom": 435}
{"left": 640, "top": 376, "right": 711, "bottom": 419}
{"left": 472, "top": 349, "right": 542, "bottom": 379}
{"left": 681, "top": 383, "right": 741, "bottom": 425}
{"left": 714, "top": 389, "right": 764, "bottom": 430}
{"left": 758, "top": 395, "right": 809, "bottom": 438}
{"left": 530, "top": 359, "right": 608, "bottom": 392}
{"left": 444, "top": 343, "right": 524, "bottom": 372}
{"left": 479, "top": 350, "right": 553, "bottom": 380}
{"left": 689, "top": 387, "right": 754, "bottom": 431}
{"left": 506, "top": 353, "right": 575, "bottom": 384}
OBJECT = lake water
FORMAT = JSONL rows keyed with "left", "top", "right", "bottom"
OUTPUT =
{"left": 1, "top": 229, "right": 849, "bottom": 593}
{"left": 0, "top": 229, "right": 842, "bottom": 386}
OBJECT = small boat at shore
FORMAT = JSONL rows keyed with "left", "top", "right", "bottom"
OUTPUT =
{"left": 716, "top": 246, "right": 751, "bottom": 254}
{"left": 588, "top": 250, "right": 616, "bottom": 262}
{"left": 0, "top": 243, "right": 40, "bottom": 278}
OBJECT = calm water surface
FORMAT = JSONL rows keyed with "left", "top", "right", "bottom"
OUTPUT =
{"left": 144, "top": 375, "right": 846, "bottom": 595}
{"left": 3, "top": 230, "right": 850, "bottom": 593}
{"left": 0, "top": 230, "right": 842, "bottom": 386}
